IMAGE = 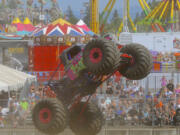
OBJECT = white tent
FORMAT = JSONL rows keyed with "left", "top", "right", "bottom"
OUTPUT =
{"left": 0, "top": 64, "right": 36, "bottom": 92}
{"left": 0, "top": 81, "right": 8, "bottom": 90}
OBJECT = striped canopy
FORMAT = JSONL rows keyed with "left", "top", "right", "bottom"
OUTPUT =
{"left": 76, "top": 19, "right": 94, "bottom": 36}
{"left": 32, "top": 18, "right": 93, "bottom": 37}
{"left": 11, "top": 17, "right": 35, "bottom": 36}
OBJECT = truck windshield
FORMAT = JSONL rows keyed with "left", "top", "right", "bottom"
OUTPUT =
{"left": 67, "top": 46, "right": 81, "bottom": 60}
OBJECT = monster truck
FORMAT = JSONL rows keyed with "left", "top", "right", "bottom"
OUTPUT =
{"left": 32, "top": 35, "right": 153, "bottom": 135}
{"left": 173, "top": 108, "right": 180, "bottom": 126}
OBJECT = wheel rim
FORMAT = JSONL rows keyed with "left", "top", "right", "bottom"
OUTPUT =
{"left": 89, "top": 48, "right": 103, "bottom": 63}
{"left": 39, "top": 108, "right": 52, "bottom": 124}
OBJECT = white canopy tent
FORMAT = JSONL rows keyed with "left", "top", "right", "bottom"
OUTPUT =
{"left": 0, "top": 81, "right": 8, "bottom": 90}
{"left": 0, "top": 64, "right": 36, "bottom": 92}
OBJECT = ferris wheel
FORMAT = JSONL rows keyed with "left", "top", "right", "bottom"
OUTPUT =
{"left": 90, "top": 0, "right": 180, "bottom": 34}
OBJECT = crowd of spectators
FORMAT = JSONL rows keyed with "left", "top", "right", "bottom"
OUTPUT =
{"left": 153, "top": 52, "right": 176, "bottom": 62}
{"left": 94, "top": 76, "right": 180, "bottom": 127}
{"left": 0, "top": 76, "right": 180, "bottom": 128}
{"left": 0, "top": 84, "right": 46, "bottom": 128}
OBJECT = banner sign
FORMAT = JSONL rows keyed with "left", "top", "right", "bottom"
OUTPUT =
{"left": 173, "top": 38, "right": 180, "bottom": 49}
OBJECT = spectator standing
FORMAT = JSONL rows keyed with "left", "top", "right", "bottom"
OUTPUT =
{"left": 105, "top": 97, "right": 111, "bottom": 106}
{"left": 138, "top": 86, "right": 144, "bottom": 97}
{"left": 35, "top": 91, "right": 41, "bottom": 101}
{"left": 20, "top": 98, "right": 29, "bottom": 111}
{"left": 19, "top": 99, "right": 29, "bottom": 125}
{"left": 161, "top": 76, "right": 167, "bottom": 88}
{"left": 119, "top": 90, "right": 127, "bottom": 98}
{"left": 28, "top": 87, "right": 35, "bottom": 100}
{"left": 175, "top": 84, "right": 180, "bottom": 94}
{"left": 8, "top": 96, "right": 19, "bottom": 128}
{"left": 17, "top": 105, "right": 27, "bottom": 126}
{"left": 164, "top": 87, "right": 173, "bottom": 99}
{"left": 0, "top": 106, "right": 4, "bottom": 128}
{"left": 143, "top": 108, "right": 150, "bottom": 122}
{"left": 99, "top": 98, "right": 106, "bottom": 114}
{"left": 166, "top": 79, "right": 174, "bottom": 92}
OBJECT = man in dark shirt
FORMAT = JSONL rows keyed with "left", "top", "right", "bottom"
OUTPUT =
{"left": 166, "top": 80, "right": 174, "bottom": 92}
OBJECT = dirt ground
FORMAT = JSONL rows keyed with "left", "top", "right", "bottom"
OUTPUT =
{"left": 0, "top": 127, "right": 179, "bottom": 135}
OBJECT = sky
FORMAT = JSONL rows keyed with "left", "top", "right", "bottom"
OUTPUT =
{"left": 1, "top": 0, "right": 154, "bottom": 19}
{"left": 36, "top": 0, "right": 154, "bottom": 19}
{"left": 59, "top": 0, "right": 141, "bottom": 11}
{"left": 56, "top": 0, "right": 155, "bottom": 19}
{"left": 58, "top": 0, "right": 143, "bottom": 18}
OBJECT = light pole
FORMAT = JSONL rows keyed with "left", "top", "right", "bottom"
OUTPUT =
{"left": 40, "top": 2, "right": 43, "bottom": 26}
{"left": 38, "top": 0, "right": 45, "bottom": 27}
{"left": 123, "top": 0, "right": 129, "bottom": 32}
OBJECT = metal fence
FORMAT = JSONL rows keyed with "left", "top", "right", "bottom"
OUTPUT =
{"left": 96, "top": 95, "right": 179, "bottom": 127}
{"left": 1, "top": 72, "right": 180, "bottom": 134}
{"left": 27, "top": 71, "right": 180, "bottom": 93}
{"left": 0, "top": 95, "right": 179, "bottom": 128}
{"left": 0, "top": 97, "right": 180, "bottom": 135}
{"left": 138, "top": 72, "right": 180, "bottom": 93}
{"left": 101, "top": 72, "right": 180, "bottom": 95}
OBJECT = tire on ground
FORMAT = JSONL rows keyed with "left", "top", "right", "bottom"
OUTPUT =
{"left": 32, "top": 98, "right": 67, "bottom": 135}
{"left": 119, "top": 43, "right": 153, "bottom": 80}
{"left": 69, "top": 102, "right": 104, "bottom": 135}
{"left": 83, "top": 38, "right": 120, "bottom": 75}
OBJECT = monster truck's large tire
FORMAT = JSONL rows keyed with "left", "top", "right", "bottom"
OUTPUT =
{"left": 173, "top": 108, "right": 180, "bottom": 126}
{"left": 83, "top": 38, "right": 120, "bottom": 75}
{"left": 32, "top": 98, "right": 67, "bottom": 135}
{"left": 119, "top": 43, "right": 153, "bottom": 80}
{"left": 69, "top": 102, "right": 104, "bottom": 135}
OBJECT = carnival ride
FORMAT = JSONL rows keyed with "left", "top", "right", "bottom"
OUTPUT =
{"left": 117, "top": 0, "right": 137, "bottom": 34}
{"left": 137, "top": 0, "right": 165, "bottom": 32}
{"left": 90, "top": 0, "right": 100, "bottom": 34}
{"left": 90, "top": 0, "right": 149, "bottom": 34}
{"left": 144, "top": 0, "right": 180, "bottom": 32}
{"left": 99, "top": 0, "right": 116, "bottom": 33}
{"left": 90, "top": 0, "right": 179, "bottom": 34}
{"left": 90, "top": 0, "right": 137, "bottom": 34}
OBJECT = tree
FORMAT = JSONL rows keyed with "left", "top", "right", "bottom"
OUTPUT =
{"left": 133, "top": 0, "right": 161, "bottom": 32}
{"left": 7, "top": 0, "right": 18, "bottom": 9}
{"left": 27, "top": 0, "right": 34, "bottom": 7}
{"left": 134, "top": 12, "right": 141, "bottom": 24}
{"left": 149, "top": 0, "right": 159, "bottom": 8}
{"left": 49, "top": 1, "right": 63, "bottom": 22}
{"left": 0, "top": 2, "right": 3, "bottom": 9}
{"left": 112, "top": 9, "right": 119, "bottom": 21}
{"left": 108, "top": 9, "right": 122, "bottom": 33}
{"left": 66, "top": 6, "right": 78, "bottom": 24}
